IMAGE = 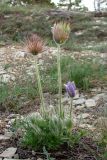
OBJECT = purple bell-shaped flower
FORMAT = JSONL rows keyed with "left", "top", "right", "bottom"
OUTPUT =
{"left": 64, "top": 81, "right": 76, "bottom": 97}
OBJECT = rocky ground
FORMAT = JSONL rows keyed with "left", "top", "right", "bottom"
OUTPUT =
{"left": 0, "top": 44, "right": 107, "bottom": 159}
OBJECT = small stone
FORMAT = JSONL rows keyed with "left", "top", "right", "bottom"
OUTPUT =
{"left": 8, "top": 119, "right": 15, "bottom": 125}
{"left": 6, "top": 125, "right": 10, "bottom": 129}
{"left": 7, "top": 114, "right": 19, "bottom": 119}
{"left": 0, "top": 147, "right": 17, "bottom": 158}
{"left": 95, "top": 117, "right": 107, "bottom": 128}
{"left": 39, "top": 59, "right": 44, "bottom": 65}
{"left": 99, "top": 93, "right": 106, "bottom": 97}
{"left": 5, "top": 119, "right": 10, "bottom": 122}
{"left": 97, "top": 87, "right": 102, "bottom": 93}
{"left": 77, "top": 113, "right": 90, "bottom": 119}
{"left": 61, "top": 97, "right": 69, "bottom": 103}
{"left": 0, "top": 74, "right": 11, "bottom": 83}
{"left": 91, "top": 88, "right": 97, "bottom": 92}
{"left": 13, "top": 153, "right": 19, "bottom": 159}
{"left": 75, "top": 105, "right": 85, "bottom": 110}
{"left": 103, "top": 95, "right": 107, "bottom": 102}
{"left": 32, "top": 151, "right": 36, "bottom": 156}
{"left": 4, "top": 15, "right": 11, "bottom": 18}
{"left": 85, "top": 99, "right": 96, "bottom": 107}
{"left": 72, "top": 117, "right": 77, "bottom": 124}
{"left": 14, "top": 51, "right": 26, "bottom": 58}
{"left": 73, "top": 94, "right": 79, "bottom": 100}
{"left": 100, "top": 103, "right": 107, "bottom": 117}
{"left": 73, "top": 90, "right": 79, "bottom": 100}
{"left": 93, "top": 95, "right": 100, "bottom": 101}
{"left": 0, "top": 70, "right": 6, "bottom": 74}
{"left": 5, "top": 131, "right": 13, "bottom": 138}
{"left": 27, "top": 112, "right": 42, "bottom": 119}
{"left": 0, "top": 134, "right": 11, "bottom": 141}
{"left": 0, "top": 73, "right": 15, "bottom": 83}
{"left": 103, "top": 103, "right": 107, "bottom": 116}
{"left": 79, "top": 124, "right": 95, "bottom": 131}
{"left": 48, "top": 105, "right": 55, "bottom": 112}
{"left": 26, "top": 70, "right": 34, "bottom": 76}
{"left": 94, "top": 93, "right": 105, "bottom": 101}
{"left": 0, "top": 120, "right": 6, "bottom": 128}
{"left": 74, "top": 98, "right": 85, "bottom": 105}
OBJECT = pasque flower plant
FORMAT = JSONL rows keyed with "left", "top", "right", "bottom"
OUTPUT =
{"left": 14, "top": 22, "right": 83, "bottom": 151}
{"left": 26, "top": 34, "right": 45, "bottom": 116}
{"left": 52, "top": 21, "right": 71, "bottom": 117}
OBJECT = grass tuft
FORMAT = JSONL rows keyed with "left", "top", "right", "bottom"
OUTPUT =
{"left": 15, "top": 112, "right": 84, "bottom": 150}
{"left": 44, "top": 56, "right": 106, "bottom": 92}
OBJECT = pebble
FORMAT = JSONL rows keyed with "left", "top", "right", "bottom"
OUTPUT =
{"left": 0, "top": 70, "right": 6, "bottom": 74}
{"left": 61, "top": 97, "right": 69, "bottom": 103}
{"left": 103, "top": 95, "right": 107, "bottom": 102}
{"left": 7, "top": 114, "right": 19, "bottom": 119}
{"left": 75, "top": 105, "right": 85, "bottom": 110}
{"left": 8, "top": 119, "right": 15, "bottom": 125}
{"left": 32, "top": 151, "right": 36, "bottom": 156}
{"left": 0, "top": 134, "right": 11, "bottom": 141}
{"left": 93, "top": 95, "right": 100, "bottom": 101}
{"left": 13, "top": 154, "right": 19, "bottom": 159}
{"left": 85, "top": 99, "right": 96, "bottom": 107}
{"left": 5, "top": 119, "right": 10, "bottom": 122}
{"left": 0, "top": 74, "right": 15, "bottom": 83}
{"left": 91, "top": 88, "right": 97, "bottom": 92}
{"left": 74, "top": 98, "right": 85, "bottom": 105}
{"left": 14, "top": 51, "right": 26, "bottom": 59}
{"left": 94, "top": 93, "right": 105, "bottom": 100}
{"left": 5, "top": 131, "right": 13, "bottom": 138}
{"left": 91, "top": 88, "right": 101, "bottom": 93}
{"left": 96, "top": 117, "right": 107, "bottom": 128}
{"left": 73, "top": 90, "right": 79, "bottom": 100}
{"left": 0, "top": 120, "right": 5, "bottom": 128}
{"left": 77, "top": 113, "right": 90, "bottom": 119}
{"left": 79, "top": 124, "right": 95, "bottom": 131}
{"left": 101, "top": 103, "right": 107, "bottom": 116}
{"left": 38, "top": 59, "right": 44, "bottom": 65}
{"left": 0, "top": 147, "right": 17, "bottom": 158}
{"left": 6, "top": 125, "right": 10, "bottom": 129}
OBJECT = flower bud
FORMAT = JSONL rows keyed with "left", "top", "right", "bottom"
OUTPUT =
{"left": 52, "top": 22, "right": 70, "bottom": 45}
{"left": 26, "top": 34, "right": 45, "bottom": 55}
{"left": 64, "top": 81, "right": 76, "bottom": 97}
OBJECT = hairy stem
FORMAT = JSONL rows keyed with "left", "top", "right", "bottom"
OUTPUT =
{"left": 35, "top": 57, "right": 45, "bottom": 116}
{"left": 70, "top": 97, "right": 73, "bottom": 118}
{"left": 57, "top": 44, "right": 62, "bottom": 117}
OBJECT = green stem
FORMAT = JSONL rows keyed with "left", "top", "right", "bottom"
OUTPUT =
{"left": 35, "top": 57, "right": 45, "bottom": 116}
{"left": 57, "top": 44, "right": 62, "bottom": 117}
{"left": 70, "top": 97, "right": 73, "bottom": 118}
